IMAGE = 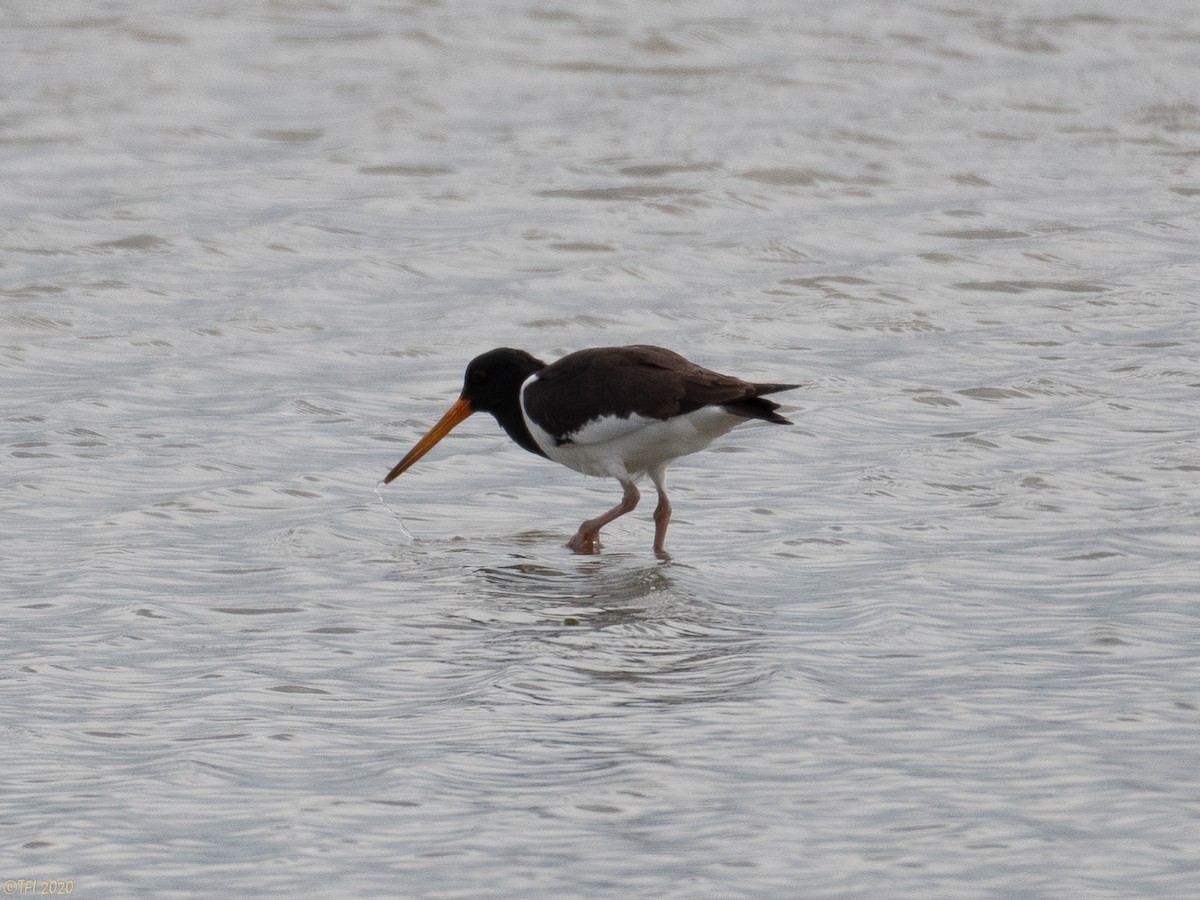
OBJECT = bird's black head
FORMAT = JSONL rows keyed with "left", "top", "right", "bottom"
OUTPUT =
{"left": 382, "top": 347, "right": 549, "bottom": 483}
{"left": 460, "top": 347, "right": 546, "bottom": 414}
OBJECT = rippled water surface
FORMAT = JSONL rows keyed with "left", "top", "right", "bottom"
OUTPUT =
{"left": 4, "top": 1, "right": 1200, "bottom": 896}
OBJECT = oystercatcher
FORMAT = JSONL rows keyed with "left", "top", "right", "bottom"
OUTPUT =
{"left": 383, "top": 345, "right": 798, "bottom": 556}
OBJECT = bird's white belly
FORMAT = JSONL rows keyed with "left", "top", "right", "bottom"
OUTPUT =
{"left": 523, "top": 404, "right": 745, "bottom": 480}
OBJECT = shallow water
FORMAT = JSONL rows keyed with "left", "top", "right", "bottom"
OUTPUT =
{"left": 4, "top": 1, "right": 1200, "bottom": 896}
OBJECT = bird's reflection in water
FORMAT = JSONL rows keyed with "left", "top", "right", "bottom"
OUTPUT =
{"left": 474, "top": 551, "right": 678, "bottom": 615}
{"left": 467, "top": 553, "right": 771, "bottom": 707}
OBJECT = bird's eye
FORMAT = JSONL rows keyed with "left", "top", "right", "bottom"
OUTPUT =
{"left": 468, "top": 368, "right": 486, "bottom": 384}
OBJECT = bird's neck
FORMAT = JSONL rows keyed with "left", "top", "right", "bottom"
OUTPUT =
{"left": 490, "top": 400, "right": 548, "bottom": 459}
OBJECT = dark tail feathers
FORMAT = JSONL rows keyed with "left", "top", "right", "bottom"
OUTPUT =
{"left": 724, "top": 383, "right": 801, "bottom": 425}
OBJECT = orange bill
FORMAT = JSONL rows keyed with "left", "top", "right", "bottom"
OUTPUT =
{"left": 383, "top": 397, "right": 475, "bottom": 484}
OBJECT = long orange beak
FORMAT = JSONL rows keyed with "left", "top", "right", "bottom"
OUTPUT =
{"left": 383, "top": 397, "right": 475, "bottom": 484}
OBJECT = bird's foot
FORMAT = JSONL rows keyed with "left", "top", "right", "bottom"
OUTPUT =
{"left": 567, "top": 529, "right": 602, "bottom": 554}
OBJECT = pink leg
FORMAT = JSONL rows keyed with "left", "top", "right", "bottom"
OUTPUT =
{"left": 568, "top": 479, "right": 640, "bottom": 554}
{"left": 650, "top": 467, "right": 671, "bottom": 558}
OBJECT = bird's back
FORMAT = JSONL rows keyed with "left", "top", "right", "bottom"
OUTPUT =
{"left": 523, "top": 345, "right": 798, "bottom": 439}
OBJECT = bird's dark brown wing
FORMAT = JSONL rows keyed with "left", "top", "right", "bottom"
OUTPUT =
{"left": 523, "top": 345, "right": 798, "bottom": 439}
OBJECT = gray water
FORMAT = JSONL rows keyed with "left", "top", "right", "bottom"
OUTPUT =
{"left": 4, "top": 1, "right": 1199, "bottom": 897}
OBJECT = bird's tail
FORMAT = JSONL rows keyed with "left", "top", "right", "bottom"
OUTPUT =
{"left": 725, "top": 383, "right": 801, "bottom": 425}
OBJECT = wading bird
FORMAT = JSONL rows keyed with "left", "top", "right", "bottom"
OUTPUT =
{"left": 383, "top": 345, "right": 798, "bottom": 556}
